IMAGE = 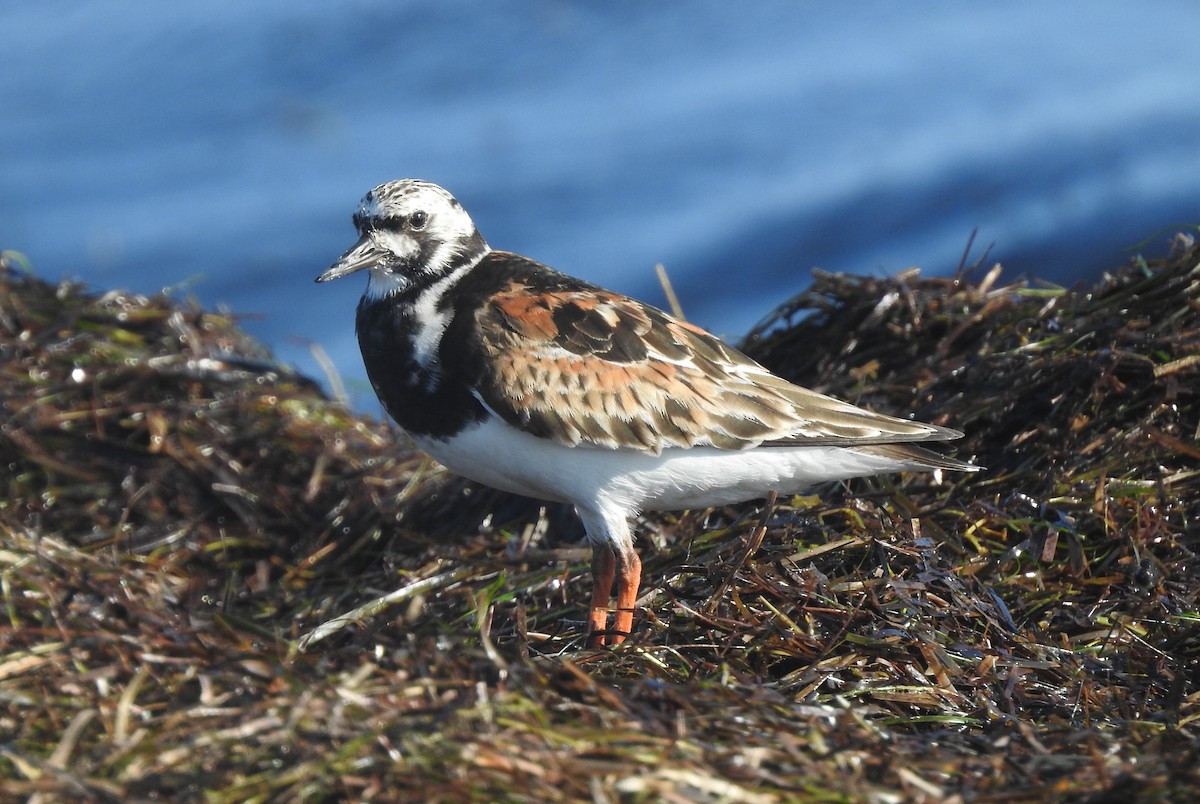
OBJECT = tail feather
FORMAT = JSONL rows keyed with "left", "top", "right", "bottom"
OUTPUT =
{"left": 856, "top": 442, "right": 981, "bottom": 473}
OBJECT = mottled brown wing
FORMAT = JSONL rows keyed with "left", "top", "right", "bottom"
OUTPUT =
{"left": 475, "top": 279, "right": 960, "bottom": 454}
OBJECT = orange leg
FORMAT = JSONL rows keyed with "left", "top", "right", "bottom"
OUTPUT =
{"left": 587, "top": 543, "right": 642, "bottom": 647}
{"left": 579, "top": 505, "right": 642, "bottom": 647}
{"left": 610, "top": 547, "right": 642, "bottom": 645}
{"left": 588, "top": 544, "right": 617, "bottom": 647}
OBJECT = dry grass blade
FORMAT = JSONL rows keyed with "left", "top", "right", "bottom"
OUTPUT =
{"left": 299, "top": 564, "right": 476, "bottom": 650}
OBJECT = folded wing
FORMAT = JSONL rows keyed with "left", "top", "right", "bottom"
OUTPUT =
{"left": 474, "top": 264, "right": 963, "bottom": 457}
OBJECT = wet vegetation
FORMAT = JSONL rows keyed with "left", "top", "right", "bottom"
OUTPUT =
{"left": 2, "top": 233, "right": 1198, "bottom": 801}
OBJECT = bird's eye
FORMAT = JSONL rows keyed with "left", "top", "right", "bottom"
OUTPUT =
{"left": 409, "top": 211, "right": 428, "bottom": 230}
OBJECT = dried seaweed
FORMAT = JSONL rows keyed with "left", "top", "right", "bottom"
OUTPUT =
{"left": 2, "top": 231, "right": 1198, "bottom": 801}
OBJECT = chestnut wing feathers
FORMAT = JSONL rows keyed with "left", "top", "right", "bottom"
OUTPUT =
{"left": 474, "top": 277, "right": 960, "bottom": 455}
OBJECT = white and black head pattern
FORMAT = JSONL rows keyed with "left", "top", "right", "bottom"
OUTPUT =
{"left": 317, "top": 179, "right": 489, "bottom": 300}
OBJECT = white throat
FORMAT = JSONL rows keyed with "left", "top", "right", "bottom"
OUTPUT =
{"left": 364, "top": 265, "right": 409, "bottom": 302}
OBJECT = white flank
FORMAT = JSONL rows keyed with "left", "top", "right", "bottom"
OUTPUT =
{"left": 413, "top": 417, "right": 936, "bottom": 547}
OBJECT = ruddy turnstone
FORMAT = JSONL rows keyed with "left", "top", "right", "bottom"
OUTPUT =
{"left": 317, "top": 179, "right": 979, "bottom": 647}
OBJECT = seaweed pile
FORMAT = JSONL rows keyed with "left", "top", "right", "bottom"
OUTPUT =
{"left": 1, "top": 234, "right": 1197, "bottom": 801}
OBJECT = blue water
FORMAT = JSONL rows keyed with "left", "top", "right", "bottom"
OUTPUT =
{"left": 4, "top": 1, "right": 1199, "bottom": 410}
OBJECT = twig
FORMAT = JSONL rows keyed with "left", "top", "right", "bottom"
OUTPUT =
{"left": 655, "top": 263, "right": 686, "bottom": 320}
{"left": 703, "top": 492, "right": 776, "bottom": 616}
{"left": 298, "top": 565, "right": 476, "bottom": 651}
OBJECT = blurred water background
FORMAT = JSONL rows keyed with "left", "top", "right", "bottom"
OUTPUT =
{"left": 4, "top": 1, "right": 1199, "bottom": 410}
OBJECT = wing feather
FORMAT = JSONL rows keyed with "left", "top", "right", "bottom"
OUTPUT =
{"left": 476, "top": 274, "right": 962, "bottom": 455}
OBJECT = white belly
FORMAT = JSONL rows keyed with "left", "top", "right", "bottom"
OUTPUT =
{"left": 415, "top": 417, "right": 920, "bottom": 515}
